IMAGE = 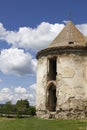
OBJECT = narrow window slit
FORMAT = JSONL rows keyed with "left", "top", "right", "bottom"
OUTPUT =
{"left": 48, "top": 57, "right": 57, "bottom": 81}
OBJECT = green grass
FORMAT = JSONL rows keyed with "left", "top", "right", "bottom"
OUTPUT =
{"left": 0, "top": 117, "right": 87, "bottom": 130}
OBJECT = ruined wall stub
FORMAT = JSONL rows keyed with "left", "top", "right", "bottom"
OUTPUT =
{"left": 36, "top": 57, "right": 47, "bottom": 113}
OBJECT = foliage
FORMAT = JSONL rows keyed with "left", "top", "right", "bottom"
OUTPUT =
{"left": 3, "top": 101, "right": 13, "bottom": 114}
{"left": 16, "top": 99, "right": 29, "bottom": 116}
{"left": 0, "top": 99, "right": 36, "bottom": 117}
{"left": 27, "top": 106, "right": 36, "bottom": 116}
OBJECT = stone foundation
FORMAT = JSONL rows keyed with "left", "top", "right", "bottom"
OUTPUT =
{"left": 37, "top": 109, "right": 87, "bottom": 119}
{"left": 37, "top": 99, "right": 87, "bottom": 119}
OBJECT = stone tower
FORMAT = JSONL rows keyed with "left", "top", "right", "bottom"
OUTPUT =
{"left": 36, "top": 21, "right": 87, "bottom": 119}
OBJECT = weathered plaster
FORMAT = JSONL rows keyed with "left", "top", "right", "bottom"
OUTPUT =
{"left": 36, "top": 53, "right": 87, "bottom": 119}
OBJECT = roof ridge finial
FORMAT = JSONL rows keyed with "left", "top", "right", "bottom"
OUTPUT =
{"left": 68, "top": 12, "right": 72, "bottom": 21}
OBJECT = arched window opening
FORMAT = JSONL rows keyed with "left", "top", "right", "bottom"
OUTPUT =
{"left": 46, "top": 84, "right": 57, "bottom": 112}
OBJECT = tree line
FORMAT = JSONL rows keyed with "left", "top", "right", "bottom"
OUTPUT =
{"left": 0, "top": 99, "right": 36, "bottom": 118}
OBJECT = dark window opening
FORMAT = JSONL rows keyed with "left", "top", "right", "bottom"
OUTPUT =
{"left": 46, "top": 85, "right": 57, "bottom": 112}
{"left": 48, "top": 57, "right": 57, "bottom": 81}
{"left": 69, "top": 41, "right": 74, "bottom": 44}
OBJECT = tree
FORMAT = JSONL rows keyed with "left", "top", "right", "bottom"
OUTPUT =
{"left": 27, "top": 106, "right": 36, "bottom": 116}
{"left": 3, "top": 101, "right": 12, "bottom": 115}
{"left": 0, "top": 104, "right": 4, "bottom": 116}
{"left": 16, "top": 99, "right": 29, "bottom": 116}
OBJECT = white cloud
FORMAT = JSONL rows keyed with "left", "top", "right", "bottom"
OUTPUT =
{"left": 0, "top": 88, "right": 12, "bottom": 101}
{"left": 0, "top": 48, "right": 36, "bottom": 76}
{"left": 0, "top": 84, "right": 36, "bottom": 105}
{"left": 1, "top": 88, "right": 10, "bottom": 93}
{"left": 0, "top": 22, "right": 64, "bottom": 50}
{"left": 63, "top": 20, "right": 69, "bottom": 24}
{"left": 15, "top": 86, "right": 27, "bottom": 93}
{"left": 0, "top": 23, "right": 8, "bottom": 39}
{"left": 0, "top": 21, "right": 87, "bottom": 51}
{"left": 76, "top": 24, "right": 87, "bottom": 36}
{"left": 0, "top": 22, "right": 87, "bottom": 51}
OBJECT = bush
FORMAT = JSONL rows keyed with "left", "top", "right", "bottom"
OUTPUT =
{"left": 27, "top": 106, "right": 36, "bottom": 116}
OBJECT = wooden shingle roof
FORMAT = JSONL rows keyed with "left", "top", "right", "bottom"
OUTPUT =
{"left": 49, "top": 21, "right": 86, "bottom": 48}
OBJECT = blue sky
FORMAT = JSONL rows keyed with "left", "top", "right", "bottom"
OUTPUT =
{"left": 0, "top": 0, "right": 87, "bottom": 105}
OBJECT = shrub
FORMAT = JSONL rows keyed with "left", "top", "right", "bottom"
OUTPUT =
{"left": 27, "top": 106, "right": 36, "bottom": 116}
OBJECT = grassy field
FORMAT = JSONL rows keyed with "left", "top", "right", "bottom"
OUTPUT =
{"left": 0, "top": 117, "right": 87, "bottom": 130}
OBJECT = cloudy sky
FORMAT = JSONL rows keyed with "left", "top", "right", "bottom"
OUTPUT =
{"left": 0, "top": 0, "right": 87, "bottom": 105}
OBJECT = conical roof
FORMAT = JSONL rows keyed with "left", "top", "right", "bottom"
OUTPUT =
{"left": 49, "top": 21, "right": 86, "bottom": 48}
